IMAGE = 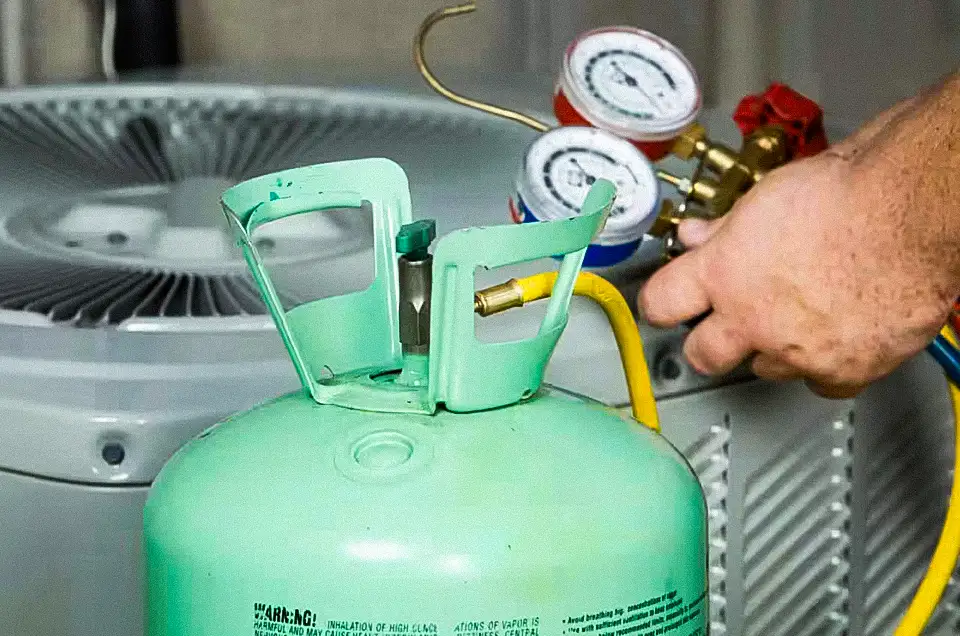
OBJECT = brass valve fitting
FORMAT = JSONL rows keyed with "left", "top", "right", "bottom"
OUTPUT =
{"left": 671, "top": 123, "right": 740, "bottom": 176}
{"left": 659, "top": 123, "right": 793, "bottom": 219}
{"left": 474, "top": 279, "right": 524, "bottom": 317}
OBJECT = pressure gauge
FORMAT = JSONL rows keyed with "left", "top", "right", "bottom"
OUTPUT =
{"left": 509, "top": 126, "right": 660, "bottom": 268}
{"left": 554, "top": 26, "right": 702, "bottom": 160}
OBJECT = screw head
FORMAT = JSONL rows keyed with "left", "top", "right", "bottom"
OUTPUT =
{"left": 101, "top": 443, "right": 125, "bottom": 466}
{"left": 655, "top": 351, "right": 685, "bottom": 382}
{"left": 661, "top": 356, "right": 683, "bottom": 380}
{"left": 107, "top": 232, "right": 129, "bottom": 246}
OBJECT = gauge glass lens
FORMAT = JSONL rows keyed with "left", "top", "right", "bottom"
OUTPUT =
{"left": 565, "top": 28, "right": 700, "bottom": 136}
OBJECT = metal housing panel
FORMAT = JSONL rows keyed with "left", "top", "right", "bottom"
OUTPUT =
{"left": 649, "top": 351, "right": 960, "bottom": 635}
{"left": 853, "top": 356, "right": 960, "bottom": 635}
{"left": 0, "top": 471, "right": 147, "bottom": 636}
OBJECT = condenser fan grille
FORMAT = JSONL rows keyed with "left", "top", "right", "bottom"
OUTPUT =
{"left": 0, "top": 253, "right": 303, "bottom": 327}
{"left": 0, "top": 96, "right": 443, "bottom": 186}
{"left": 0, "top": 85, "right": 493, "bottom": 328}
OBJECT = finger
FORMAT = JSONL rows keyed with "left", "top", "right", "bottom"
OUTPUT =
{"left": 804, "top": 379, "right": 865, "bottom": 400}
{"left": 677, "top": 216, "right": 726, "bottom": 250}
{"left": 751, "top": 354, "right": 803, "bottom": 382}
{"left": 682, "top": 313, "right": 753, "bottom": 376}
{"left": 639, "top": 251, "right": 711, "bottom": 327}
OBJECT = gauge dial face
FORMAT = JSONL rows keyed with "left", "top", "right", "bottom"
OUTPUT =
{"left": 520, "top": 127, "right": 658, "bottom": 237}
{"left": 564, "top": 27, "right": 701, "bottom": 137}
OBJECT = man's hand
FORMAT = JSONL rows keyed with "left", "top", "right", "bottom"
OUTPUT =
{"left": 638, "top": 77, "right": 960, "bottom": 399}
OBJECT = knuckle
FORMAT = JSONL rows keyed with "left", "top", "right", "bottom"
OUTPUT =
{"left": 778, "top": 343, "right": 810, "bottom": 369}
{"left": 750, "top": 356, "right": 794, "bottom": 381}
{"left": 805, "top": 381, "right": 837, "bottom": 399}
{"left": 684, "top": 326, "right": 743, "bottom": 374}
{"left": 806, "top": 379, "right": 864, "bottom": 400}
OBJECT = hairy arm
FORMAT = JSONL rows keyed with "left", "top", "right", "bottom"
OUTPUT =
{"left": 639, "top": 72, "right": 960, "bottom": 398}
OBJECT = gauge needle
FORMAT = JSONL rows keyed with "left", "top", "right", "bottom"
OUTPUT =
{"left": 610, "top": 61, "right": 663, "bottom": 116}
{"left": 611, "top": 61, "right": 640, "bottom": 88}
{"left": 569, "top": 158, "right": 596, "bottom": 185}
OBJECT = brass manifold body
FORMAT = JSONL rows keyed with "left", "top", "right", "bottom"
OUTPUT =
{"left": 649, "top": 123, "right": 791, "bottom": 258}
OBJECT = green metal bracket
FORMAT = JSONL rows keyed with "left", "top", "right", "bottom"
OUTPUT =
{"left": 220, "top": 158, "right": 411, "bottom": 408}
{"left": 428, "top": 180, "right": 614, "bottom": 412}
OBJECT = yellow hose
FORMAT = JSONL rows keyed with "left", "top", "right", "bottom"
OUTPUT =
{"left": 515, "top": 271, "right": 660, "bottom": 432}
{"left": 481, "top": 270, "right": 960, "bottom": 631}
{"left": 895, "top": 326, "right": 960, "bottom": 635}
{"left": 504, "top": 275, "right": 960, "bottom": 631}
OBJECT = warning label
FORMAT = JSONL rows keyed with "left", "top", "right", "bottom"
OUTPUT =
{"left": 254, "top": 603, "right": 318, "bottom": 635}
{"left": 321, "top": 621, "right": 438, "bottom": 636}
{"left": 253, "top": 606, "right": 439, "bottom": 636}
{"left": 452, "top": 616, "right": 541, "bottom": 635}
{"left": 250, "top": 591, "right": 703, "bottom": 636}
{"left": 562, "top": 590, "right": 705, "bottom": 636}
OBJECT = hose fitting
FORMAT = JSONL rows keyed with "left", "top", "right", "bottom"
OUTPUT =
{"left": 473, "top": 279, "right": 524, "bottom": 317}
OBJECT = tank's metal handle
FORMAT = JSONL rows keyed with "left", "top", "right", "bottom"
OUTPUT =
{"left": 220, "top": 158, "right": 413, "bottom": 404}
{"left": 428, "top": 180, "right": 615, "bottom": 412}
{"left": 243, "top": 191, "right": 365, "bottom": 231}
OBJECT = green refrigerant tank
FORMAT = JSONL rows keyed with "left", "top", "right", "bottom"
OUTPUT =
{"left": 143, "top": 158, "right": 709, "bottom": 636}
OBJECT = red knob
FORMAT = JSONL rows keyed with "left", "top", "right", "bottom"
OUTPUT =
{"left": 733, "top": 83, "right": 828, "bottom": 159}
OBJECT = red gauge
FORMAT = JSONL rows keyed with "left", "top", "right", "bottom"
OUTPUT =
{"left": 554, "top": 26, "right": 703, "bottom": 161}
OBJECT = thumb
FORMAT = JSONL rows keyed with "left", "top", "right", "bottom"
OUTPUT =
{"left": 639, "top": 248, "right": 711, "bottom": 327}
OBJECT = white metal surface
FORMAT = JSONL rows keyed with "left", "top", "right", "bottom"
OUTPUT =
{"left": 0, "top": 472, "right": 147, "bottom": 635}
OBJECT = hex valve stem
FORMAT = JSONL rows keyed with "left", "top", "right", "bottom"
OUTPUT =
{"left": 396, "top": 219, "right": 437, "bottom": 356}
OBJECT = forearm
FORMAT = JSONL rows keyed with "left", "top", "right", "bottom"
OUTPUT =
{"left": 858, "top": 71, "right": 960, "bottom": 170}
{"left": 841, "top": 72, "right": 960, "bottom": 303}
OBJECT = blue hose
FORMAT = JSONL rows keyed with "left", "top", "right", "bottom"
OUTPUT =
{"left": 927, "top": 334, "right": 960, "bottom": 386}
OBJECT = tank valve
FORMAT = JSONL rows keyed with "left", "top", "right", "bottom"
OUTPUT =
{"left": 397, "top": 219, "right": 437, "bottom": 356}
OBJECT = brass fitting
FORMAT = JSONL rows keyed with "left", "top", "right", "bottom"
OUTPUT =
{"left": 647, "top": 199, "right": 682, "bottom": 239}
{"left": 474, "top": 279, "right": 524, "bottom": 317}
{"left": 646, "top": 200, "right": 688, "bottom": 263}
{"left": 656, "top": 171, "right": 720, "bottom": 210}
{"left": 671, "top": 123, "right": 707, "bottom": 161}
{"left": 648, "top": 215, "right": 679, "bottom": 240}
{"left": 659, "top": 123, "right": 793, "bottom": 219}
{"left": 672, "top": 123, "right": 740, "bottom": 176}
{"left": 739, "top": 125, "right": 788, "bottom": 179}
{"left": 650, "top": 119, "right": 800, "bottom": 264}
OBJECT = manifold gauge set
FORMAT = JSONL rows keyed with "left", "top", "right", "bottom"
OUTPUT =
{"left": 415, "top": 2, "right": 827, "bottom": 267}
